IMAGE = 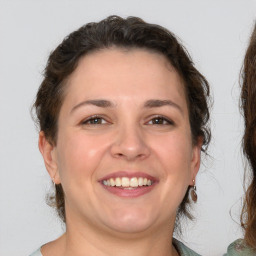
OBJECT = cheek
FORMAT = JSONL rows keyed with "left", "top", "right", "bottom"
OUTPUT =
{"left": 56, "top": 132, "right": 109, "bottom": 180}
{"left": 152, "top": 132, "right": 192, "bottom": 179}
{"left": 150, "top": 133, "right": 192, "bottom": 217}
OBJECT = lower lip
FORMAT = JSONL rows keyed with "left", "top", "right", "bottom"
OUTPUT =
{"left": 101, "top": 183, "right": 156, "bottom": 198}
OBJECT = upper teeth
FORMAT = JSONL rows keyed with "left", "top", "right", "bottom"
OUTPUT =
{"left": 103, "top": 177, "right": 152, "bottom": 188}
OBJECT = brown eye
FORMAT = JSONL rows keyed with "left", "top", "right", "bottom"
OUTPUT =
{"left": 152, "top": 117, "right": 164, "bottom": 124}
{"left": 147, "top": 116, "right": 174, "bottom": 125}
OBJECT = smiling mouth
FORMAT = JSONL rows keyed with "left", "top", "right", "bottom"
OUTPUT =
{"left": 102, "top": 177, "right": 153, "bottom": 188}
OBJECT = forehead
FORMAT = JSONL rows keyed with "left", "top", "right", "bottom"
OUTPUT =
{"left": 63, "top": 48, "right": 187, "bottom": 108}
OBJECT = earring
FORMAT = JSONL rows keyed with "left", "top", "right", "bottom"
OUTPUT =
{"left": 52, "top": 177, "right": 56, "bottom": 186}
{"left": 190, "top": 179, "right": 197, "bottom": 203}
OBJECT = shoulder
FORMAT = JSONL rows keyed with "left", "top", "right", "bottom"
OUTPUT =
{"left": 29, "top": 248, "right": 42, "bottom": 256}
{"left": 224, "top": 239, "right": 255, "bottom": 256}
{"left": 173, "top": 238, "right": 201, "bottom": 256}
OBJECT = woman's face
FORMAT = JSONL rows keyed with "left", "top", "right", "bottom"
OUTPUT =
{"left": 41, "top": 48, "right": 201, "bottom": 235}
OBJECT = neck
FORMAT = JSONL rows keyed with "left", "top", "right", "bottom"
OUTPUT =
{"left": 60, "top": 214, "right": 178, "bottom": 256}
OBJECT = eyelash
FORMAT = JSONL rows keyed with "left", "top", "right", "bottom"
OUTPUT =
{"left": 81, "top": 115, "right": 108, "bottom": 125}
{"left": 81, "top": 115, "right": 174, "bottom": 126}
{"left": 146, "top": 116, "right": 174, "bottom": 125}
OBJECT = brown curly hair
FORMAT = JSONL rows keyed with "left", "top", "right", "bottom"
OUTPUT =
{"left": 33, "top": 16, "right": 211, "bottom": 223}
{"left": 240, "top": 23, "right": 256, "bottom": 249}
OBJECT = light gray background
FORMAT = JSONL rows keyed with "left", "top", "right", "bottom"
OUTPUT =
{"left": 1, "top": 1, "right": 256, "bottom": 255}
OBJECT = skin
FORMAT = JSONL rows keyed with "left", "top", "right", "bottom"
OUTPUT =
{"left": 39, "top": 48, "right": 202, "bottom": 256}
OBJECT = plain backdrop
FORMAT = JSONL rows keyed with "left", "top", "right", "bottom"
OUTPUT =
{"left": 1, "top": 1, "right": 256, "bottom": 255}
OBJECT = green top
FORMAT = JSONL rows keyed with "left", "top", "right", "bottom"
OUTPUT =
{"left": 30, "top": 239, "right": 200, "bottom": 256}
{"left": 173, "top": 238, "right": 201, "bottom": 256}
{"left": 224, "top": 239, "right": 255, "bottom": 256}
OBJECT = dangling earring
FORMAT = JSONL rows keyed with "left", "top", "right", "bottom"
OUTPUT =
{"left": 52, "top": 177, "right": 56, "bottom": 186}
{"left": 190, "top": 179, "right": 197, "bottom": 203}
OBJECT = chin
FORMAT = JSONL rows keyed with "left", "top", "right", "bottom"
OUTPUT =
{"left": 102, "top": 208, "right": 157, "bottom": 234}
{"left": 107, "top": 220, "right": 153, "bottom": 234}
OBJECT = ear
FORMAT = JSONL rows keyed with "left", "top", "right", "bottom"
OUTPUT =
{"left": 189, "top": 136, "right": 203, "bottom": 185}
{"left": 38, "top": 131, "right": 61, "bottom": 184}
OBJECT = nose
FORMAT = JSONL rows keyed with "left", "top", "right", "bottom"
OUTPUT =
{"left": 110, "top": 124, "right": 150, "bottom": 161}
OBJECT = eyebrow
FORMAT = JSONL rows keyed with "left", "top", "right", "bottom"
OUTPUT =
{"left": 71, "top": 99, "right": 114, "bottom": 114}
{"left": 144, "top": 99, "right": 183, "bottom": 114}
{"left": 70, "top": 99, "right": 183, "bottom": 114}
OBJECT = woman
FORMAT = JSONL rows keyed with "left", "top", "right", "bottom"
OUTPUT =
{"left": 30, "top": 16, "right": 211, "bottom": 256}
{"left": 225, "top": 24, "right": 256, "bottom": 255}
